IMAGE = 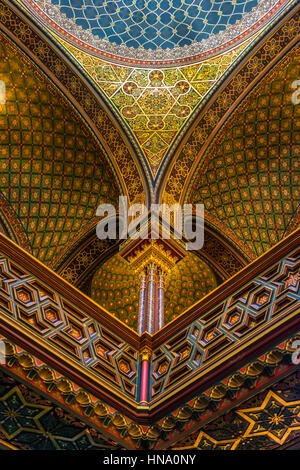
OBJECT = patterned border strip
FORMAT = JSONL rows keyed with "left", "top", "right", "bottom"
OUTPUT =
{"left": 17, "top": 0, "right": 289, "bottom": 66}
{"left": 0, "top": 331, "right": 299, "bottom": 449}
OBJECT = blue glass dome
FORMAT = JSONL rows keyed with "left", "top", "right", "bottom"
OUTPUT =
{"left": 51, "top": 0, "right": 259, "bottom": 51}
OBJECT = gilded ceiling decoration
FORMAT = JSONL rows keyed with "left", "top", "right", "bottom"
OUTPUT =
{"left": 174, "top": 371, "right": 300, "bottom": 450}
{"left": 0, "top": 368, "right": 121, "bottom": 450}
{"left": 11, "top": 0, "right": 295, "bottom": 184}
{"left": 0, "top": 0, "right": 298, "bottom": 454}
{"left": 163, "top": 9, "right": 299, "bottom": 202}
{"left": 58, "top": 36, "right": 250, "bottom": 176}
{"left": 164, "top": 252, "right": 218, "bottom": 323}
{"left": 0, "top": 1, "right": 297, "bottom": 281}
{"left": 90, "top": 252, "right": 217, "bottom": 329}
{"left": 186, "top": 46, "right": 299, "bottom": 258}
{"left": 90, "top": 255, "right": 140, "bottom": 330}
{"left": 0, "top": 33, "right": 121, "bottom": 265}
{"left": 0, "top": 0, "right": 147, "bottom": 204}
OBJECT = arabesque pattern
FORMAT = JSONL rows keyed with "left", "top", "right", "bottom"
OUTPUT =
{"left": 164, "top": 11, "right": 300, "bottom": 205}
{"left": 19, "top": 0, "right": 287, "bottom": 63}
{"left": 60, "top": 36, "right": 250, "bottom": 174}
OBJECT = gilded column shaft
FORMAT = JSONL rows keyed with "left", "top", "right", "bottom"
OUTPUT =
{"left": 147, "top": 264, "right": 157, "bottom": 335}
{"left": 157, "top": 273, "right": 165, "bottom": 331}
{"left": 138, "top": 273, "right": 147, "bottom": 335}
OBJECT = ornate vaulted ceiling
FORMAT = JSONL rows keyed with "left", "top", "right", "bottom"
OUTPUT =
{"left": 0, "top": 0, "right": 297, "bottom": 321}
{"left": 0, "top": 32, "right": 121, "bottom": 266}
{"left": 11, "top": 0, "right": 294, "bottom": 185}
{"left": 0, "top": 0, "right": 298, "bottom": 453}
{"left": 185, "top": 46, "right": 299, "bottom": 258}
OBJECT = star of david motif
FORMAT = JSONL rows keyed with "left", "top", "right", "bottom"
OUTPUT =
{"left": 0, "top": 386, "right": 50, "bottom": 439}
{"left": 175, "top": 431, "right": 239, "bottom": 451}
{"left": 238, "top": 391, "right": 300, "bottom": 445}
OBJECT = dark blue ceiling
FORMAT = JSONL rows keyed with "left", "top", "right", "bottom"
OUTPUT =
{"left": 52, "top": 0, "right": 258, "bottom": 51}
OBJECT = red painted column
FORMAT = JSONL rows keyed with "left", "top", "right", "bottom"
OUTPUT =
{"left": 140, "top": 347, "right": 151, "bottom": 404}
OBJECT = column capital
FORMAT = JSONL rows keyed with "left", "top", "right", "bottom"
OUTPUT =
{"left": 140, "top": 346, "right": 152, "bottom": 361}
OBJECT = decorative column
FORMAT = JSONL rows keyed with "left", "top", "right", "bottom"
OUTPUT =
{"left": 137, "top": 265, "right": 165, "bottom": 335}
{"left": 157, "top": 271, "right": 165, "bottom": 331}
{"left": 137, "top": 271, "right": 147, "bottom": 335}
{"left": 146, "top": 264, "right": 157, "bottom": 335}
{"left": 140, "top": 347, "right": 151, "bottom": 404}
{"left": 119, "top": 237, "right": 186, "bottom": 334}
{"left": 118, "top": 221, "right": 187, "bottom": 406}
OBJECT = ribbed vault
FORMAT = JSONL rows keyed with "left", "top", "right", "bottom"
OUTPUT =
{"left": 0, "top": 33, "right": 121, "bottom": 266}
{"left": 185, "top": 46, "right": 299, "bottom": 258}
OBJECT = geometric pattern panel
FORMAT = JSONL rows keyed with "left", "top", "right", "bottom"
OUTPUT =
{"left": 0, "top": 255, "right": 139, "bottom": 401}
{"left": 57, "top": 236, "right": 117, "bottom": 287}
{"left": 1, "top": 335, "right": 147, "bottom": 449}
{"left": 164, "top": 10, "right": 299, "bottom": 214}
{"left": 62, "top": 39, "right": 249, "bottom": 174}
{"left": 1, "top": 331, "right": 298, "bottom": 449}
{"left": 187, "top": 47, "right": 300, "bottom": 258}
{"left": 174, "top": 370, "right": 300, "bottom": 450}
{"left": 150, "top": 244, "right": 300, "bottom": 400}
{"left": 0, "top": 33, "right": 120, "bottom": 265}
{"left": 0, "top": 368, "right": 122, "bottom": 450}
{"left": 0, "top": 230, "right": 298, "bottom": 414}
{"left": 20, "top": 0, "right": 286, "bottom": 64}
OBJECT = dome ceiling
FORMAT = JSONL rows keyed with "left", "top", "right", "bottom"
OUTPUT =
{"left": 16, "top": 0, "right": 293, "bottom": 182}
{"left": 90, "top": 252, "right": 217, "bottom": 330}
{"left": 22, "top": 0, "right": 285, "bottom": 65}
